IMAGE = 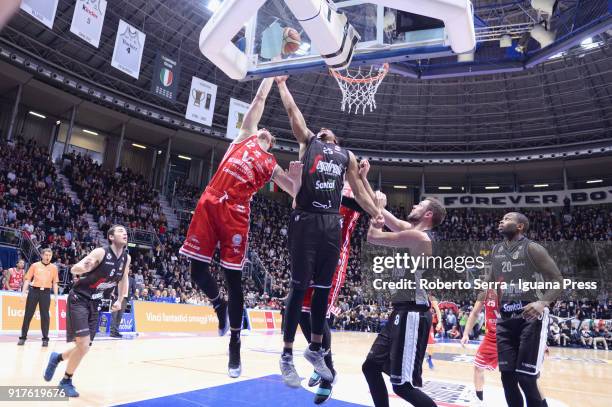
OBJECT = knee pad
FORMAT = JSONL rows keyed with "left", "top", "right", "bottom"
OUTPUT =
{"left": 362, "top": 358, "right": 381, "bottom": 375}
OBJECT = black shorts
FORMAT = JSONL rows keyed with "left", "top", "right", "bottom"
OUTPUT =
{"left": 365, "top": 309, "right": 432, "bottom": 387}
{"left": 496, "top": 308, "right": 550, "bottom": 375}
{"left": 288, "top": 210, "right": 341, "bottom": 290}
{"left": 66, "top": 290, "right": 100, "bottom": 344}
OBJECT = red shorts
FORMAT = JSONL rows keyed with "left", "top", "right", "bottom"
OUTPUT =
{"left": 302, "top": 206, "right": 359, "bottom": 317}
{"left": 179, "top": 188, "right": 250, "bottom": 270}
{"left": 474, "top": 335, "right": 498, "bottom": 370}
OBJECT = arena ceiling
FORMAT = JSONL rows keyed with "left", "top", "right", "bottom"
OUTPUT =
{"left": 0, "top": 0, "right": 610, "bottom": 156}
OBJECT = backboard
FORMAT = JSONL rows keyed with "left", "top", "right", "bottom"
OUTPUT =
{"left": 243, "top": 0, "right": 457, "bottom": 80}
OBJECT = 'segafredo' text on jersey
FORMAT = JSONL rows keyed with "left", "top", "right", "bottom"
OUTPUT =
{"left": 296, "top": 137, "right": 349, "bottom": 213}
{"left": 209, "top": 135, "right": 276, "bottom": 201}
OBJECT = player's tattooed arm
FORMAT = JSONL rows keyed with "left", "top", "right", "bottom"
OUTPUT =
{"left": 236, "top": 78, "right": 275, "bottom": 143}
{"left": 71, "top": 247, "right": 105, "bottom": 275}
{"left": 271, "top": 161, "right": 303, "bottom": 198}
{"left": 275, "top": 76, "right": 315, "bottom": 151}
{"left": 523, "top": 242, "right": 564, "bottom": 320}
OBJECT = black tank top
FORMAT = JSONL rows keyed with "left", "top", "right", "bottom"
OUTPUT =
{"left": 296, "top": 137, "right": 349, "bottom": 214}
{"left": 490, "top": 236, "right": 541, "bottom": 308}
{"left": 391, "top": 230, "right": 434, "bottom": 311}
{"left": 73, "top": 246, "right": 129, "bottom": 300}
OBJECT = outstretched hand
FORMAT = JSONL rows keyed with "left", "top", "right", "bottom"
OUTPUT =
{"left": 375, "top": 190, "right": 387, "bottom": 208}
{"left": 286, "top": 161, "right": 303, "bottom": 178}
{"left": 358, "top": 159, "right": 370, "bottom": 178}
{"left": 275, "top": 75, "right": 289, "bottom": 85}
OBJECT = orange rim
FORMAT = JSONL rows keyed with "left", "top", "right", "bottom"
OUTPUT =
{"left": 330, "top": 63, "right": 389, "bottom": 84}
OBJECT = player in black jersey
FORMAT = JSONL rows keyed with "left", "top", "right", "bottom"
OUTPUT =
{"left": 275, "top": 76, "right": 384, "bottom": 389}
{"left": 43, "top": 225, "right": 131, "bottom": 398}
{"left": 363, "top": 195, "right": 446, "bottom": 407}
{"left": 488, "top": 212, "right": 562, "bottom": 407}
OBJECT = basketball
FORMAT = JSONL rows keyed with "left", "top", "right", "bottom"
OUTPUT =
{"left": 282, "top": 27, "right": 301, "bottom": 55}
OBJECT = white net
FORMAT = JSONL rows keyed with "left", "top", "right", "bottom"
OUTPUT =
{"left": 330, "top": 63, "right": 389, "bottom": 115}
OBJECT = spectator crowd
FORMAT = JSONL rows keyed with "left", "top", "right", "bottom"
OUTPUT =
{"left": 1, "top": 138, "right": 610, "bottom": 350}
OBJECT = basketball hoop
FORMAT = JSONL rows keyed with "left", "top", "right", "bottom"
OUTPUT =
{"left": 330, "top": 63, "right": 389, "bottom": 115}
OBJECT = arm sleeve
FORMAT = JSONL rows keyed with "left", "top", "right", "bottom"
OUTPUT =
{"left": 340, "top": 196, "right": 365, "bottom": 214}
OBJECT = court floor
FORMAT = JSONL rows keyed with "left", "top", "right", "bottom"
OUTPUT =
{"left": 1, "top": 330, "right": 609, "bottom": 406}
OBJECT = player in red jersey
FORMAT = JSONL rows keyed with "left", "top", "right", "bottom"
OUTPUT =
{"left": 300, "top": 159, "right": 377, "bottom": 404}
{"left": 426, "top": 295, "right": 443, "bottom": 369}
{"left": 179, "top": 78, "right": 302, "bottom": 379}
{"left": 461, "top": 289, "right": 500, "bottom": 406}
{"left": 3, "top": 259, "right": 25, "bottom": 291}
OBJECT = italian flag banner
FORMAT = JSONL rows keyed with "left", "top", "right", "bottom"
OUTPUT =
{"left": 267, "top": 182, "right": 279, "bottom": 192}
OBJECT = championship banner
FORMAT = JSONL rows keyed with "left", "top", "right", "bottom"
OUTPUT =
{"left": 246, "top": 309, "right": 282, "bottom": 331}
{"left": 70, "top": 0, "right": 107, "bottom": 48}
{"left": 1, "top": 292, "right": 58, "bottom": 331}
{"left": 150, "top": 52, "right": 180, "bottom": 101}
{"left": 20, "top": 0, "right": 59, "bottom": 29}
{"left": 185, "top": 76, "right": 217, "bottom": 126}
{"left": 430, "top": 186, "right": 612, "bottom": 208}
{"left": 111, "top": 20, "right": 146, "bottom": 80}
{"left": 226, "top": 98, "right": 250, "bottom": 140}
{"left": 131, "top": 300, "right": 218, "bottom": 333}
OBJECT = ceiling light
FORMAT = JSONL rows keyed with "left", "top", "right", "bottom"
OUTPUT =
{"left": 28, "top": 111, "right": 46, "bottom": 119}
{"left": 485, "top": 186, "right": 500, "bottom": 190}
{"left": 586, "top": 179, "right": 602, "bottom": 184}
{"left": 178, "top": 155, "right": 192, "bottom": 161}
{"left": 393, "top": 185, "right": 407, "bottom": 189}
{"left": 132, "top": 143, "right": 146, "bottom": 149}
{"left": 56, "top": 120, "right": 61, "bottom": 125}
{"left": 206, "top": 0, "right": 222, "bottom": 13}
{"left": 83, "top": 129, "right": 98, "bottom": 135}
{"left": 438, "top": 186, "right": 452, "bottom": 190}
{"left": 533, "top": 184, "right": 549, "bottom": 188}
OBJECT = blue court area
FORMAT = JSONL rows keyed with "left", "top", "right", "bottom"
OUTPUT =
{"left": 115, "top": 374, "right": 368, "bottom": 407}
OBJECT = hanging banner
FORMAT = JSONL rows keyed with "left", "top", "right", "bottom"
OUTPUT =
{"left": 70, "top": 0, "right": 107, "bottom": 48}
{"left": 20, "top": 0, "right": 59, "bottom": 29}
{"left": 226, "top": 98, "right": 250, "bottom": 140}
{"left": 150, "top": 52, "right": 180, "bottom": 101}
{"left": 111, "top": 20, "right": 146, "bottom": 80}
{"left": 185, "top": 76, "right": 217, "bottom": 126}
{"left": 430, "top": 186, "right": 612, "bottom": 208}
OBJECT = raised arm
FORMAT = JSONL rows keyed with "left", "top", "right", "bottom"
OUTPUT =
{"left": 346, "top": 151, "right": 381, "bottom": 220}
{"left": 235, "top": 78, "right": 275, "bottom": 143}
{"left": 71, "top": 247, "right": 106, "bottom": 276}
{"left": 358, "top": 159, "right": 377, "bottom": 203}
{"left": 271, "top": 161, "right": 303, "bottom": 198}
{"left": 275, "top": 76, "right": 314, "bottom": 147}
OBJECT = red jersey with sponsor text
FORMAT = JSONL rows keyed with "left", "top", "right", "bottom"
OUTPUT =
{"left": 8, "top": 267, "right": 24, "bottom": 291}
{"left": 209, "top": 135, "right": 276, "bottom": 202}
{"left": 484, "top": 289, "right": 499, "bottom": 339}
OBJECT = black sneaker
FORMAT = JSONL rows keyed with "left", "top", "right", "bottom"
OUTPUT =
{"left": 228, "top": 340, "right": 241, "bottom": 378}
{"left": 215, "top": 300, "right": 229, "bottom": 337}
{"left": 110, "top": 332, "right": 123, "bottom": 338}
{"left": 42, "top": 339, "right": 49, "bottom": 347}
{"left": 314, "top": 369, "right": 336, "bottom": 405}
{"left": 17, "top": 338, "right": 26, "bottom": 346}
